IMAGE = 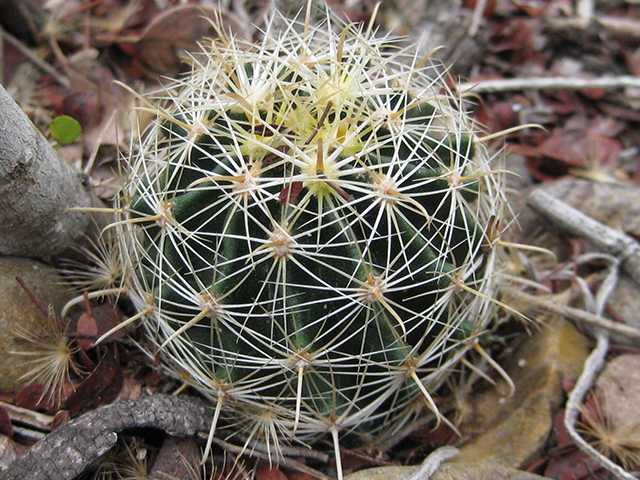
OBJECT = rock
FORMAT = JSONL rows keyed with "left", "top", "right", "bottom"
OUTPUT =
{"left": 607, "top": 273, "right": 640, "bottom": 346}
{"left": 345, "top": 319, "right": 586, "bottom": 480}
{"left": 344, "top": 462, "right": 553, "bottom": 480}
{"left": 0, "top": 257, "right": 75, "bottom": 393}
{"left": 594, "top": 353, "right": 640, "bottom": 452}
{"left": 453, "top": 317, "right": 589, "bottom": 469}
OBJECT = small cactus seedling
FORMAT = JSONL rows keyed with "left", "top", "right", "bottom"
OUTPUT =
{"left": 100, "top": 8, "right": 508, "bottom": 473}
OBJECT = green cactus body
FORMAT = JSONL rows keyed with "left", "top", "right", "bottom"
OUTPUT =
{"left": 117, "top": 12, "right": 506, "bottom": 452}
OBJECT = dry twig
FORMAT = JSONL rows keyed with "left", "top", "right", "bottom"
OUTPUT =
{"left": 459, "top": 75, "right": 640, "bottom": 94}
{"left": 562, "top": 332, "right": 638, "bottom": 480}
{"left": 406, "top": 446, "right": 460, "bottom": 480}
{"left": 207, "top": 436, "right": 332, "bottom": 480}
{"left": 526, "top": 189, "right": 640, "bottom": 287}
{"left": 0, "top": 29, "right": 69, "bottom": 88}
{"left": 505, "top": 289, "right": 640, "bottom": 343}
{"left": 0, "top": 84, "right": 93, "bottom": 258}
{"left": 0, "top": 395, "right": 212, "bottom": 480}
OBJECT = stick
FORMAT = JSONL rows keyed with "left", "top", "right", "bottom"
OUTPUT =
{"left": 406, "top": 446, "right": 460, "bottom": 480}
{"left": 458, "top": 75, "right": 640, "bottom": 94}
{"left": 207, "top": 436, "right": 332, "bottom": 480}
{"left": 0, "top": 395, "right": 213, "bottom": 480}
{"left": 0, "top": 30, "right": 69, "bottom": 88}
{"left": 562, "top": 333, "right": 639, "bottom": 480}
{"left": 0, "top": 84, "right": 93, "bottom": 258}
{"left": 526, "top": 189, "right": 640, "bottom": 287}
{"left": 505, "top": 289, "right": 640, "bottom": 342}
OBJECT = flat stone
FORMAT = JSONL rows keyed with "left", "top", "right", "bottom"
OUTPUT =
{"left": 0, "top": 257, "right": 75, "bottom": 393}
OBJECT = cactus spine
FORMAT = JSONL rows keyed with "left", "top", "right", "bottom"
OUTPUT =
{"left": 111, "top": 10, "right": 506, "bottom": 463}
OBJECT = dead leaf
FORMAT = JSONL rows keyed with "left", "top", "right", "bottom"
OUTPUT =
{"left": 344, "top": 462, "right": 553, "bottom": 480}
{"left": 91, "top": 302, "right": 126, "bottom": 342}
{"left": 453, "top": 317, "right": 589, "bottom": 469}
{"left": 15, "top": 383, "right": 63, "bottom": 414}
{"left": 0, "top": 407, "right": 13, "bottom": 437}
{"left": 149, "top": 435, "right": 201, "bottom": 480}
{"left": 599, "top": 101, "right": 640, "bottom": 122}
{"left": 0, "top": 434, "right": 18, "bottom": 471}
{"left": 51, "top": 410, "right": 71, "bottom": 430}
{"left": 606, "top": 274, "right": 640, "bottom": 347}
{"left": 285, "top": 471, "right": 318, "bottom": 480}
{"left": 76, "top": 313, "right": 98, "bottom": 351}
{"left": 119, "top": 375, "right": 143, "bottom": 401}
{"left": 624, "top": 47, "right": 640, "bottom": 76}
{"left": 490, "top": 19, "right": 536, "bottom": 65}
{"left": 525, "top": 130, "right": 623, "bottom": 180}
{"left": 256, "top": 462, "right": 289, "bottom": 480}
{"left": 64, "top": 347, "right": 123, "bottom": 416}
{"left": 128, "top": 5, "right": 244, "bottom": 77}
{"left": 543, "top": 447, "right": 611, "bottom": 480}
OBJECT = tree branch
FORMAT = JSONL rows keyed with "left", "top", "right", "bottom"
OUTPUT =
{"left": 0, "top": 83, "right": 94, "bottom": 259}
{"left": 526, "top": 189, "right": 640, "bottom": 287}
{"left": 0, "top": 395, "right": 213, "bottom": 480}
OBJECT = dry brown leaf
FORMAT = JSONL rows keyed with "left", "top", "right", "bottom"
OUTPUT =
{"left": 256, "top": 462, "right": 289, "bottom": 480}
{"left": 453, "top": 317, "right": 589, "bottom": 469}
{"left": 0, "top": 258, "right": 76, "bottom": 393}
{"left": 148, "top": 435, "right": 201, "bottom": 480}
{"left": 344, "top": 462, "right": 553, "bottom": 480}
{"left": 131, "top": 5, "right": 244, "bottom": 77}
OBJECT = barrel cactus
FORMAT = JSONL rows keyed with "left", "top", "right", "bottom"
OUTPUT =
{"left": 109, "top": 9, "right": 507, "bottom": 467}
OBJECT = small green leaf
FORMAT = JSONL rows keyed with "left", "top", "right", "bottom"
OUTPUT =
{"left": 50, "top": 115, "right": 82, "bottom": 145}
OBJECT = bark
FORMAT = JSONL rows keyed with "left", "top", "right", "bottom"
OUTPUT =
{"left": 0, "top": 395, "right": 212, "bottom": 480}
{"left": 0, "top": 83, "right": 93, "bottom": 259}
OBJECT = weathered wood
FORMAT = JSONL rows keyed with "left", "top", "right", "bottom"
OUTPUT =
{"left": 0, "top": 395, "right": 212, "bottom": 480}
{"left": 0, "top": 83, "right": 93, "bottom": 259}
{"left": 527, "top": 188, "right": 640, "bottom": 287}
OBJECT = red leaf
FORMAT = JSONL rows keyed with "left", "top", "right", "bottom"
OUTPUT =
{"left": 63, "top": 347, "right": 123, "bottom": 417}
{"left": 92, "top": 302, "right": 126, "bottom": 341}
{"left": 126, "top": 5, "right": 243, "bottom": 76}
{"left": 279, "top": 182, "right": 303, "bottom": 205}
{"left": 51, "top": 410, "right": 71, "bottom": 430}
{"left": 490, "top": 19, "right": 535, "bottom": 65}
{"left": 600, "top": 102, "right": 640, "bottom": 122}
{"left": 256, "top": 462, "right": 289, "bottom": 480}
{"left": 149, "top": 436, "right": 201, "bottom": 480}
{"left": 462, "top": 0, "right": 496, "bottom": 17}
{"left": 15, "top": 383, "right": 63, "bottom": 414}
{"left": 474, "top": 101, "right": 520, "bottom": 136}
{"left": 624, "top": 47, "right": 640, "bottom": 76}
{"left": 549, "top": 410, "right": 573, "bottom": 449}
{"left": 286, "top": 474, "right": 317, "bottom": 480}
{"left": 76, "top": 313, "right": 98, "bottom": 351}
{"left": 544, "top": 447, "right": 611, "bottom": 480}
{"left": 119, "top": 375, "right": 143, "bottom": 401}
{"left": 0, "top": 406, "right": 13, "bottom": 437}
{"left": 579, "top": 87, "right": 606, "bottom": 100}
